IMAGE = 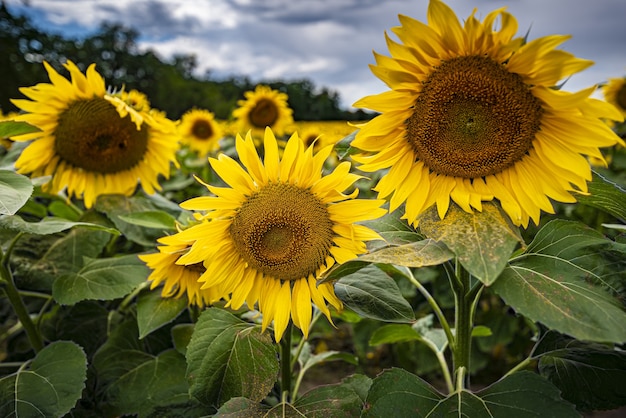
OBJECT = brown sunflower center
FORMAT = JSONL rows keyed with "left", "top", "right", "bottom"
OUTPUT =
{"left": 191, "top": 119, "right": 213, "bottom": 140}
{"left": 406, "top": 55, "right": 543, "bottom": 178}
{"left": 249, "top": 98, "right": 279, "bottom": 128}
{"left": 54, "top": 98, "right": 148, "bottom": 173}
{"left": 617, "top": 82, "right": 626, "bottom": 111}
{"left": 229, "top": 182, "right": 335, "bottom": 281}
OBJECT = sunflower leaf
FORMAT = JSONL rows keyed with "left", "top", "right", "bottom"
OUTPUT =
{"left": 362, "top": 369, "right": 577, "bottom": 417}
{"left": 532, "top": 331, "right": 626, "bottom": 412}
{"left": 493, "top": 220, "right": 626, "bottom": 343}
{"left": 118, "top": 210, "right": 177, "bottom": 230}
{"left": 104, "top": 349, "right": 194, "bottom": 417}
{"left": 52, "top": 254, "right": 149, "bottom": 305}
{"left": 417, "top": 201, "right": 523, "bottom": 285}
{"left": 0, "top": 341, "right": 87, "bottom": 418}
{"left": 358, "top": 238, "right": 454, "bottom": 267}
{"left": 186, "top": 308, "right": 279, "bottom": 408}
{"left": 0, "top": 214, "right": 119, "bottom": 235}
{"left": 137, "top": 289, "right": 187, "bottom": 339}
{"left": 576, "top": 171, "right": 626, "bottom": 222}
{"left": 333, "top": 264, "right": 415, "bottom": 323}
{"left": 0, "top": 170, "right": 33, "bottom": 215}
{"left": 0, "top": 120, "right": 41, "bottom": 137}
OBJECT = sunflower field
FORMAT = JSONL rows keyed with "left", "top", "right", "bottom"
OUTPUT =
{"left": 1, "top": 0, "right": 626, "bottom": 417}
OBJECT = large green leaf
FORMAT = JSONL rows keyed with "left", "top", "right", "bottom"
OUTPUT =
{"left": 0, "top": 341, "right": 87, "bottom": 418}
{"left": 12, "top": 227, "right": 111, "bottom": 292}
{"left": 52, "top": 254, "right": 149, "bottom": 305}
{"left": 333, "top": 264, "right": 416, "bottom": 323}
{"left": 362, "top": 208, "right": 423, "bottom": 247}
{"left": 358, "top": 239, "right": 454, "bottom": 268}
{"left": 363, "top": 368, "right": 577, "bottom": 417}
{"left": 493, "top": 220, "right": 626, "bottom": 343}
{"left": 0, "top": 170, "right": 33, "bottom": 215}
{"left": 532, "top": 331, "right": 626, "bottom": 412}
{"left": 93, "top": 319, "right": 154, "bottom": 385}
{"left": 0, "top": 215, "right": 119, "bottom": 235}
{"left": 95, "top": 194, "right": 177, "bottom": 246}
{"left": 106, "top": 350, "right": 195, "bottom": 417}
{"left": 418, "top": 202, "right": 523, "bottom": 285}
{"left": 576, "top": 171, "right": 626, "bottom": 221}
{"left": 216, "top": 375, "right": 371, "bottom": 417}
{"left": 137, "top": 289, "right": 187, "bottom": 339}
{"left": 186, "top": 308, "right": 279, "bottom": 407}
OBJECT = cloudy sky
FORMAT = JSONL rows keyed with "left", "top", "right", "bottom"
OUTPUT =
{"left": 6, "top": 0, "right": 626, "bottom": 109}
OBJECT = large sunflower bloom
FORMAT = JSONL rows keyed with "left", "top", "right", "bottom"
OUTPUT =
{"left": 173, "top": 128, "right": 385, "bottom": 341}
{"left": 139, "top": 234, "right": 223, "bottom": 308}
{"left": 602, "top": 77, "right": 626, "bottom": 119}
{"left": 178, "top": 108, "right": 224, "bottom": 156}
{"left": 232, "top": 85, "right": 294, "bottom": 137}
{"left": 351, "top": 0, "right": 624, "bottom": 227}
{"left": 10, "top": 61, "right": 179, "bottom": 208}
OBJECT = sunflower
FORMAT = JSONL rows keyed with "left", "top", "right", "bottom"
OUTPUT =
{"left": 178, "top": 108, "right": 224, "bottom": 156}
{"left": 351, "top": 0, "right": 624, "bottom": 227}
{"left": 139, "top": 233, "right": 223, "bottom": 308}
{"left": 603, "top": 77, "right": 626, "bottom": 119}
{"left": 10, "top": 60, "right": 180, "bottom": 208}
{"left": 232, "top": 85, "right": 294, "bottom": 137}
{"left": 172, "top": 128, "right": 385, "bottom": 341}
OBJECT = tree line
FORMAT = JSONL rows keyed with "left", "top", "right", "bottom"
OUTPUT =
{"left": 0, "top": 2, "right": 374, "bottom": 121}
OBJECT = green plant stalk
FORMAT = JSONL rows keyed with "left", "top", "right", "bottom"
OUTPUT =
{"left": 452, "top": 261, "right": 472, "bottom": 389}
{"left": 404, "top": 266, "right": 455, "bottom": 349}
{"left": 280, "top": 321, "right": 294, "bottom": 401}
{"left": 0, "top": 255, "right": 44, "bottom": 353}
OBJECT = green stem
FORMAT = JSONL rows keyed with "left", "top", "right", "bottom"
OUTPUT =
{"left": 404, "top": 267, "right": 455, "bottom": 349}
{"left": 433, "top": 346, "right": 454, "bottom": 394}
{"left": 280, "top": 321, "right": 293, "bottom": 401}
{"left": 504, "top": 357, "right": 532, "bottom": 377}
{"left": 291, "top": 310, "right": 321, "bottom": 371}
{"left": 0, "top": 249, "right": 44, "bottom": 353}
{"left": 452, "top": 261, "right": 472, "bottom": 389}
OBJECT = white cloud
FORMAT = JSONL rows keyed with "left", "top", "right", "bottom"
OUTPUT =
{"left": 6, "top": 0, "right": 626, "bottom": 108}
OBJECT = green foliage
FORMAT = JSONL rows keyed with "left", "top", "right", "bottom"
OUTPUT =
{"left": 493, "top": 220, "right": 626, "bottom": 343}
{"left": 52, "top": 254, "right": 149, "bottom": 305}
{"left": 532, "top": 331, "right": 626, "bottom": 412}
{"left": 332, "top": 264, "right": 416, "bottom": 323}
{"left": 363, "top": 368, "right": 578, "bottom": 417}
{"left": 0, "top": 170, "right": 32, "bottom": 216}
{"left": 185, "top": 308, "right": 279, "bottom": 408}
{"left": 137, "top": 290, "right": 188, "bottom": 339}
{"left": 418, "top": 201, "right": 523, "bottom": 285}
{"left": 0, "top": 341, "right": 87, "bottom": 417}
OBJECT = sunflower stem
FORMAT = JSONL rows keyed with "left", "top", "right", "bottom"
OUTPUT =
{"left": 280, "top": 321, "right": 294, "bottom": 401}
{"left": 451, "top": 260, "right": 473, "bottom": 390}
{"left": 0, "top": 246, "right": 44, "bottom": 353}
{"left": 403, "top": 266, "right": 454, "bottom": 349}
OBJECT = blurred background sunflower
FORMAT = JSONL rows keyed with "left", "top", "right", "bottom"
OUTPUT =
{"left": 232, "top": 85, "right": 295, "bottom": 138}
{"left": 171, "top": 128, "right": 385, "bottom": 341}
{"left": 351, "top": 0, "right": 624, "bottom": 228}
{"left": 177, "top": 108, "right": 224, "bottom": 157}
{"left": 10, "top": 60, "right": 180, "bottom": 208}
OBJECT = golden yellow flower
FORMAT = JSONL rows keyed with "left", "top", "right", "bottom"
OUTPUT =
{"left": 602, "top": 77, "right": 626, "bottom": 118}
{"left": 172, "top": 128, "right": 385, "bottom": 341}
{"left": 10, "top": 61, "right": 179, "bottom": 208}
{"left": 139, "top": 235, "right": 223, "bottom": 308}
{"left": 352, "top": 0, "right": 624, "bottom": 227}
{"left": 178, "top": 108, "right": 223, "bottom": 156}
{"left": 232, "top": 85, "right": 294, "bottom": 137}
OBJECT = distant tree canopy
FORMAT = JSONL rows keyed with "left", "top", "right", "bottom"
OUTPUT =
{"left": 0, "top": 3, "right": 374, "bottom": 121}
